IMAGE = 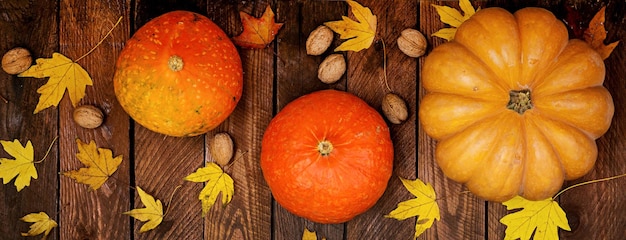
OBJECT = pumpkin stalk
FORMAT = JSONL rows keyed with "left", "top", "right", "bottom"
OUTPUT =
{"left": 317, "top": 140, "right": 333, "bottom": 156}
{"left": 507, "top": 89, "right": 533, "bottom": 114}
{"left": 168, "top": 55, "right": 184, "bottom": 72}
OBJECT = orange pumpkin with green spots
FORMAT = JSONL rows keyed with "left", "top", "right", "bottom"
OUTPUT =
{"left": 114, "top": 11, "right": 243, "bottom": 137}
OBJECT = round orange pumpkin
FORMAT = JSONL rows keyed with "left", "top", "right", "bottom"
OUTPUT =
{"left": 419, "top": 7, "right": 614, "bottom": 202}
{"left": 261, "top": 89, "right": 394, "bottom": 223}
{"left": 114, "top": 11, "right": 243, "bottom": 137}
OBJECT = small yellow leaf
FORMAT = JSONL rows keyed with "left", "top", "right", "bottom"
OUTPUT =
{"left": 20, "top": 212, "right": 57, "bottom": 239}
{"left": 302, "top": 227, "right": 317, "bottom": 240}
{"left": 324, "top": 0, "right": 377, "bottom": 52}
{"left": 500, "top": 196, "right": 571, "bottom": 240}
{"left": 431, "top": 5, "right": 464, "bottom": 27}
{"left": 124, "top": 186, "right": 164, "bottom": 233}
{"left": 0, "top": 139, "right": 37, "bottom": 191}
{"left": 431, "top": 28, "right": 457, "bottom": 41}
{"left": 302, "top": 227, "right": 326, "bottom": 240}
{"left": 386, "top": 177, "right": 440, "bottom": 239}
{"left": 431, "top": 0, "right": 478, "bottom": 41}
{"left": 459, "top": 0, "right": 476, "bottom": 20}
{"left": 63, "top": 139, "right": 122, "bottom": 190}
{"left": 184, "top": 162, "right": 234, "bottom": 216}
{"left": 18, "top": 52, "right": 92, "bottom": 113}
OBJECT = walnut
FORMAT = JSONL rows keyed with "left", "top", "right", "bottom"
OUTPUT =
{"left": 2, "top": 47, "right": 32, "bottom": 75}
{"left": 317, "top": 54, "right": 346, "bottom": 84}
{"left": 397, "top": 29, "right": 427, "bottom": 58}
{"left": 73, "top": 105, "right": 104, "bottom": 129}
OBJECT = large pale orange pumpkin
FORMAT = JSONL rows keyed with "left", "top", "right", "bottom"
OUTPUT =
{"left": 114, "top": 11, "right": 243, "bottom": 137}
{"left": 261, "top": 89, "right": 394, "bottom": 223}
{"left": 419, "top": 7, "right": 614, "bottom": 202}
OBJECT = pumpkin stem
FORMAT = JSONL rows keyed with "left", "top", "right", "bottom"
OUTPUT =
{"left": 317, "top": 140, "right": 333, "bottom": 156}
{"left": 168, "top": 55, "right": 184, "bottom": 72}
{"left": 507, "top": 89, "right": 533, "bottom": 114}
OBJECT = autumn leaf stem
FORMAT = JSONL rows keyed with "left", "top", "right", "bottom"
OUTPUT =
{"left": 380, "top": 39, "right": 391, "bottom": 92}
{"left": 223, "top": 150, "right": 248, "bottom": 171}
{"left": 75, "top": 16, "right": 123, "bottom": 63}
{"left": 163, "top": 185, "right": 182, "bottom": 218}
{"left": 553, "top": 173, "right": 626, "bottom": 199}
{"left": 34, "top": 136, "right": 58, "bottom": 164}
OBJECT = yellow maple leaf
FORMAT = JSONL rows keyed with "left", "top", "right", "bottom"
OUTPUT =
{"left": 20, "top": 212, "right": 58, "bottom": 239}
{"left": 386, "top": 177, "right": 440, "bottom": 239}
{"left": 184, "top": 162, "right": 234, "bottom": 216}
{"left": 63, "top": 139, "right": 122, "bottom": 190}
{"left": 500, "top": 196, "right": 571, "bottom": 240}
{"left": 0, "top": 139, "right": 37, "bottom": 191}
{"left": 18, "top": 53, "right": 92, "bottom": 114}
{"left": 124, "top": 186, "right": 164, "bottom": 233}
{"left": 583, "top": 6, "right": 620, "bottom": 60}
{"left": 431, "top": 0, "right": 478, "bottom": 41}
{"left": 324, "top": 0, "right": 377, "bottom": 52}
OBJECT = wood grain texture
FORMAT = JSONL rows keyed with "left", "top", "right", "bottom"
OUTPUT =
{"left": 132, "top": 132, "right": 204, "bottom": 239}
{"left": 203, "top": 1, "right": 273, "bottom": 239}
{"left": 0, "top": 1, "right": 59, "bottom": 239}
{"left": 58, "top": 0, "right": 131, "bottom": 239}
{"left": 215, "top": 47, "right": 274, "bottom": 240}
{"left": 346, "top": 0, "right": 418, "bottom": 239}
{"left": 487, "top": 202, "right": 507, "bottom": 240}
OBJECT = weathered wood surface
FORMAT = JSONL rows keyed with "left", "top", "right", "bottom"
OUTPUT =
{"left": 0, "top": 0, "right": 624, "bottom": 239}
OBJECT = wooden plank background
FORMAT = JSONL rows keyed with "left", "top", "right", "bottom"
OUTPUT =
{"left": 0, "top": 0, "right": 624, "bottom": 239}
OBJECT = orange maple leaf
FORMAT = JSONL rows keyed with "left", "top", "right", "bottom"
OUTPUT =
{"left": 583, "top": 6, "right": 619, "bottom": 60}
{"left": 232, "top": 5, "right": 284, "bottom": 49}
